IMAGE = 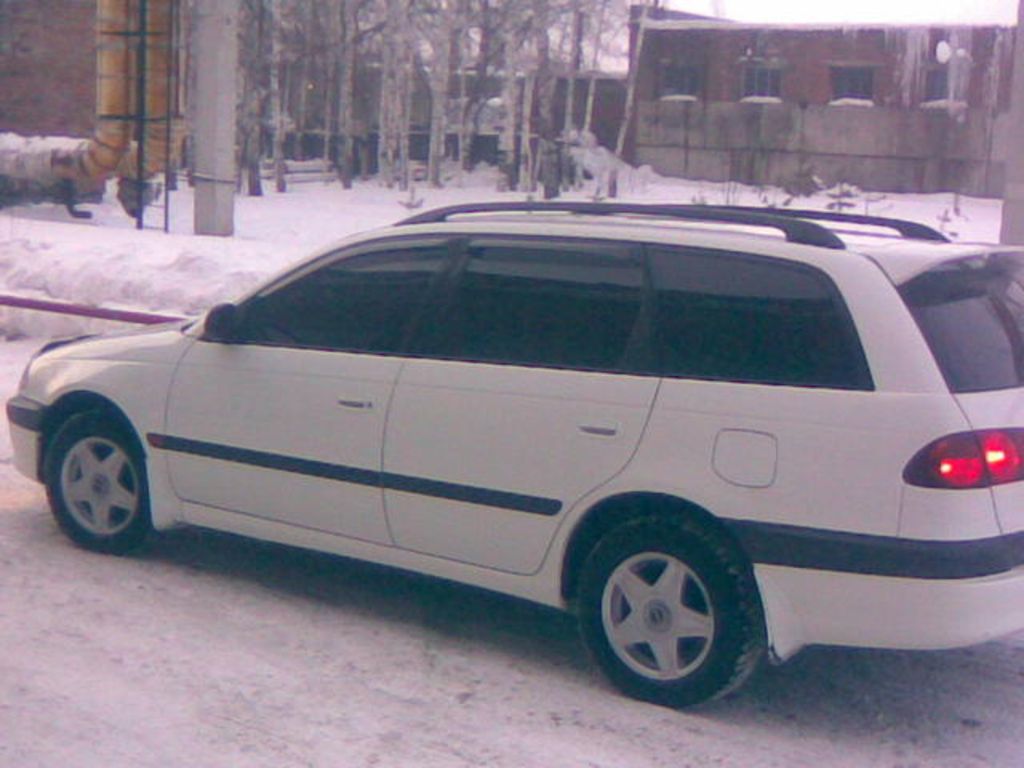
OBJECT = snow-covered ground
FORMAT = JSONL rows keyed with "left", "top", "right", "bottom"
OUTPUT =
{"left": 2, "top": 169, "right": 1023, "bottom": 767}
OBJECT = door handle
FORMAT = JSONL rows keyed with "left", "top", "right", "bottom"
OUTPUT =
{"left": 338, "top": 399, "right": 374, "bottom": 410}
{"left": 579, "top": 423, "right": 618, "bottom": 437}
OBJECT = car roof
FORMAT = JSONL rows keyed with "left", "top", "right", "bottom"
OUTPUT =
{"left": 322, "top": 203, "right": 1014, "bottom": 289}
{"left": 392, "top": 203, "right": 1018, "bottom": 280}
{"left": 842, "top": 238, "right": 1019, "bottom": 284}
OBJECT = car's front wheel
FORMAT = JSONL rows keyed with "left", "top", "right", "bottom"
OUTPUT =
{"left": 44, "top": 412, "right": 151, "bottom": 554}
{"left": 578, "top": 516, "right": 766, "bottom": 707}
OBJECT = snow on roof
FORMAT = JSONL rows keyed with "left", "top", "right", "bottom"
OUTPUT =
{"left": 642, "top": 19, "right": 1014, "bottom": 32}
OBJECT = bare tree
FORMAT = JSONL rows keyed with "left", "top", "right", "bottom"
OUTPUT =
{"left": 238, "top": 0, "right": 268, "bottom": 196}
{"left": 563, "top": 0, "right": 585, "bottom": 136}
{"left": 376, "top": 0, "right": 417, "bottom": 189}
{"left": 615, "top": 1, "right": 647, "bottom": 159}
{"left": 416, "top": 0, "right": 475, "bottom": 187}
{"left": 269, "top": 0, "right": 288, "bottom": 192}
{"left": 180, "top": 0, "right": 630, "bottom": 199}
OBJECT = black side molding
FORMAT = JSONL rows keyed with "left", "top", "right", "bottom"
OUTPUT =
{"left": 148, "top": 433, "right": 563, "bottom": 517}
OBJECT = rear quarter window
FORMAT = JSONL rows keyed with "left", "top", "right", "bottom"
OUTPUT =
{"left": 649, "top": 246, "right": 873, "bottom": 389}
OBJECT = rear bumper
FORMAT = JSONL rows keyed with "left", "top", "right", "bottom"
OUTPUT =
{"left": 757, "top": 562, "right": 1024, "bottom": 660}
{"left": 6, "top": 395, "right": 44, "bottom": 481}
{"left": 727, "top": 519, "right": 1024, "bottom": 659}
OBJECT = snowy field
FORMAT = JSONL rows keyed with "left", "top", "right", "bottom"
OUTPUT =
{"left": 2, "top": 168, "right": 1024, "bottom": 767}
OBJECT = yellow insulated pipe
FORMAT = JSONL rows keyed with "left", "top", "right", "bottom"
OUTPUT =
{"left": 0, "top": 0, "right": 183, "bottom": 217}
{"left": 47, "top": 0, "right": 134, "bottom": 183}
{"left": 50, "top": 0, "right": 179, "bottom": 186}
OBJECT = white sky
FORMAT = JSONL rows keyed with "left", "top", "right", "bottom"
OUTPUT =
{"left": 665, "top": 0, "right": 1019, "bottom": 25}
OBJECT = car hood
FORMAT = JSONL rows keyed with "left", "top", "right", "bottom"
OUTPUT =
{"left": 36, "top": 322, "right": 194, "bottom": 365}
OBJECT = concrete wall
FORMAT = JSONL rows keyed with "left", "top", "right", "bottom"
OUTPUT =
{"left": 0, "top": 0, "right": 95, "bottom": 137}
{"left": 635, "top": 99, "right": 1007, "bottom": 195}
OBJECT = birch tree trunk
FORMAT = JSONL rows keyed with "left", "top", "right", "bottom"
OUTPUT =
{"left": 378, "top": 0, "right": 415, "bottom": 191}
{"left": 426, "top": 60, "right": 448, "bottom": 188}
{"left": 376, "top": 5, "right": 397, "bottom": 187}
{"left": 583, "top": 75, "right": 596, "bottom": 134}
{"left": 498, "top": 64, "right": 520, "bottom": 190}
{"left": 269, "top": 0, "right": 287, "bottom": 192}
{"left": 239, "top": 0, "right": 265, "bottom": 197}
{"left": 583, "top": 0, "right": 610, "bottom": 136}
{"left": 531, "top": 0, "right": 557, "bottom": 198}
{"left": 466, "top": 0, "right": 495, "bottom": 174}
{"left": 322, "top": 0, "right": 341, "bottom": 174}
{"left": 294, "top": 0, "right": 312, "bottom": 159}
{"left": 563, "top": 3, "right": 584, "bottom": 136}
{"left": 615, "top": 4, "right": 646, "bottom": 159}
{"left": 518, "top": 72, "right": 536, "bottom": 193}
{"left": 337, "top": 0, "right": 358, "bottom": 188}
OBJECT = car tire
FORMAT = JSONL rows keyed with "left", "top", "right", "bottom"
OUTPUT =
{"left": 578, "top": 516, "right": 766, "bottom": 708}
{"left": 43, "top": 411, "right": 151, "bottom": 554}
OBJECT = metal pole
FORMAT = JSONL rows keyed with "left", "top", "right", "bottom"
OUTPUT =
{"left": 1001, "top": 0, "right": 1024, "bottom": 243}
{"left": 193, "top": 0, "right": 239, "bottom": 237}
{"left": 163, "top": 0, "right": 177, "bottom": 234}
{"left": 135, "top": 0, "right": 148, "bottom": 231}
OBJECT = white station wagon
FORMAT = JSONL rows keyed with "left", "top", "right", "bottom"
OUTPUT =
{"left": 9, "top": 202, "right": 1024, "bottom": 707}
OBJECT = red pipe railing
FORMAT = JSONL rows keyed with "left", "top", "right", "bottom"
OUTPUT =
{"left": 0, "top": 294, "right": 188, "bottom": 325}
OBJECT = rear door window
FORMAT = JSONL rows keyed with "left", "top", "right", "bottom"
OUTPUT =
{"left": 900, "top": 252, "right": 1024, "bottom": 393}
{"left": 649, "top": 246, "right": 873, "bottom": 389}
{"left": 409, "top": 238, "right": 646, "bottom": 372}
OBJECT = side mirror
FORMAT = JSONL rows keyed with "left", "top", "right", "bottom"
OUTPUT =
{"left": 202, "top": 303, "right": 241, "bottom": 343}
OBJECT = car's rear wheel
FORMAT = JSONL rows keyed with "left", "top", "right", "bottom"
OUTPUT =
{"left": 44, "top": 412, "right": 151, "bottom": 554}
{"left": 578, "top": 517, "right": 765, "bottom": 707}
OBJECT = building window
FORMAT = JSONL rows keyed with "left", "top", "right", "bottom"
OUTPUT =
{"left": 831, "top": 67, "right": 874, "bottom": 101}
{"left": 742, "top": 66, "right": 782, "bottom": 99}
{"left": 660, "top": 63, "right": 702, "bottom": 98}
{"left": 924, "top": 68, "right": 948, "bottom": 102}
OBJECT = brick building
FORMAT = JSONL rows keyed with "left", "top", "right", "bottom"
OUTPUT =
{"left": 629, "top": 7, "right": 1017, "bottom": 196}
{"left": 0, "top": 0, "right": 96, "bottom": 137}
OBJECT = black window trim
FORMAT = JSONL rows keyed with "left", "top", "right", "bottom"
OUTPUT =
{"left": 212, "top": 230, "right": 874, "bottom": 390}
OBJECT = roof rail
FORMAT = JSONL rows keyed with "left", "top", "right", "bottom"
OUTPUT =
{"left": 707, "top": 206, "right": 950, "bottom": 242}
{"left": 397, "top": 201, "right": 847, "bottom": 250}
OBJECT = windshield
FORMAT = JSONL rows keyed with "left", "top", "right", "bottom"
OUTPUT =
{"left": 900, "top": 252, "right": 1024, "bottom": 393}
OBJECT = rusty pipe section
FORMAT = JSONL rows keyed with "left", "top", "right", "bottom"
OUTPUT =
{"left": 113, "top": 0, "right": 182, "bottom": 180}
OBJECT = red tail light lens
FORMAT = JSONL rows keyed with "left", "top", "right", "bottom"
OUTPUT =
{"left": 904, "top": 429, "right": 1024, "bottom": 489}
{"left": 981, "top": 431, "right": 1022, "bottom": 483}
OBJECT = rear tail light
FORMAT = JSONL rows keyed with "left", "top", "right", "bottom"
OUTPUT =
{"left": 904, "top": 429, "right": 1024, "bottom": 489}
